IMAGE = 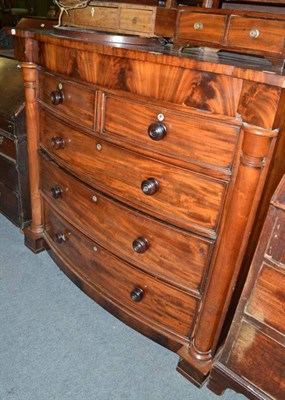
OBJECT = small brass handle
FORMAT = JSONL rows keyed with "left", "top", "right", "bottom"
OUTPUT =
{"left": 249, "top": 29, "right": 260, "bottom": 39}
{"left": 51, "top": 185, "right": 63, "bottom": 199}
{"left": 141, "top": 178, "right": 159, "bottom": 196}
{"left": 130, "top": 287, "right": 144, "bottom": 302}
{"left": 51, "top": 136, "right": 65, "bottom": 150}
{"left": 194, "top": 22, "right": 204, "bottom": 31}
{"left": 133, "top": 237, "right": 149, "bottom": 254}
{"left": 0, "top": 135, "right": 4, "bottom": 145}
{"left": 51, "top": 90, "right": 64, "bottom": 105}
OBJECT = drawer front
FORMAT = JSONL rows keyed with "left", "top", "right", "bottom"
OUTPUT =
{"left": 38, "top": 72, "right": 96, "bottom": 129}
{"left": 103, "top": 95, "right": 239, "bottom": 170}
{"left": 119, "top": 9, "right": 154, "bottom": 34}
{"left": 0, "top": 133, "right": 16, "bottom": 161}
{"left": 245, "top": 263, "right": 285, "bottom": 335}
{"left": 0, "top": 156, "right": 18, "bottom": 191}
{"left": 44, "top": 203, "right": 197, "bottom": 337}
{"left": 66, "top": 6, "right": 118, "bottom": 31}
{"left": 40, "top": 155, "right": 213, "bottom": 293}
{"left": 177, "top": 12, "right": 226, "bottom": 43}
{"left": 227, "top": 321, "right": 285, "bottom": 399}
{"left": 227, "top": 16, "right": 285, "bottom": 54}
{"left": 265, "top": 212, "right": 285, "bottom": 267}
{"left": 40, "top": 112, "right": 226, "bottom": 234}
{"left": 0, "top": 116, "right": 14, "bottom": 136}
{"left": 0, "top": 180, "right": 19, "bottom": 224}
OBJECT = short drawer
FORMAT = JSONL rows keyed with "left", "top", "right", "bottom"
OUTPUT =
{"left": 0, "top": 156, "right": 18, "bottom": 191}
{"left": 119, "top": 8, "right": 154, "bottom": 33}
{"left": 40, "top": 112, "right": 226, "bottom": 235}
{"left": 64, "top": 6, "right": 118, "bottom": 31}
{"left": 102, "top": 95, "right": 239, "bottom": 171}
{"left": 177, "top": 12, "right": 226, "bottom": 44}
{"left": 0, "top": 133, "right": 16, "bottom": 161}
{"left": 0, "top": 180, "right": 19, "bottom": 225}
{"left": 245, "top": 262, "right": 285, "bottom": 336}
{"left": 40, "top": 155, "right": 213, "bottom": 293}
{"left": 38, "top": 71, "right": 96, "bottom": 129}
{"left": 227, "top": 16, "right": 285, "bottom": 54}
{"left": 44, "top": 203, "right": 197, "bottom": 338}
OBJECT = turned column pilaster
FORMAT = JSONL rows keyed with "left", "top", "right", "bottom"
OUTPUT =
{"left": 21, "top": 62, "right": 45, "bottom": 253}
{"left": 177, "top": 123, "right": 278, "bottom": 385}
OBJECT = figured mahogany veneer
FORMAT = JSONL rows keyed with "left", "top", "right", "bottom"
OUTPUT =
{"left": 39, "top": 110, "right": 226, "bottom": 236}
{"left": 16, "top": 19, "right": 285, "bottom": 389}
{"left": 38, "top": 72, "right": 96, "bottom": 129}
{"left": 44, "top": 202, "right": 197, "bottom": 339}
{"left": 102, "top": 94, "right": 240, "bottom": 171}
{"left": 40, "top": 154, "right": 213, "bottom": 294}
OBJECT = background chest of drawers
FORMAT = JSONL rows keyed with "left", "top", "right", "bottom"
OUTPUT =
{"left": 15, "top": 26, "right": 285, "bottom": 387}
{"left": 208, "top": 173, "right": 285, "bottom": 400}
{"left": 0, "top": 57, "right": 31, "bottom": 228}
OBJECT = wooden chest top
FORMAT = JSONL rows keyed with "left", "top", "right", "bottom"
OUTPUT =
{"left": 0, "top": 57, "right": 25, "bottom": 120}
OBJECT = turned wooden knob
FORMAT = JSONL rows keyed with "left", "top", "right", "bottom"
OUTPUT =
{"left": 148, "top": 122, "right": 167, "bottom": 141}
{"left": 51, "top": 185, "right": 63, "bottom": 199}
{"left": 132, "top": 237, "right": 149, "bottom": 254}
{"left": 54, "top": 232, "right": 67, "bottom": 243}
{"left": 130, "top": 286, "right": 144, "bottom": 302}
{"left": 51, "top": 136, "right": 65, "bottom": 150}
{"left": 141, "top": 178, "right": 159, "bottom": 195}
{"left": 51, "top": 90, "right": 64, "bottom": 105}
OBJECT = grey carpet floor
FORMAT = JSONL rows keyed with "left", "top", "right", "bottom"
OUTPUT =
{"left": 0, "top": 213, "right": 246, "bottom": 400}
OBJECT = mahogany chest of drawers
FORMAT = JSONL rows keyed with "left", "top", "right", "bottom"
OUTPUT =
{"left": 0, "top": 57, "right": 31, "bottom": 228}
{"left": 208, "top": 173, "right": 285, "bottom": 399}
{"left": 14, "top": 24, "right": 285, "bottom": 387}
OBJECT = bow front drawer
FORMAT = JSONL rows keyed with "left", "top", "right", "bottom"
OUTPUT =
{"left": 40, "top": 111, "right": 226, "bottom": 236}
{"left": 44, "top": 203, "right": 197, "bottom": 338}
{"left": 102, "top": 94, "right": 240, "bottom": 171}
{"left": 40, "top": 154, "right": 213, "bottom": 293}
{"left": 38, "top": 71, "right": 96, "bottom": 129}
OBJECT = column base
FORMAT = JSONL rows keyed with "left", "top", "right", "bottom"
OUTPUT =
{"left": 176, "top": 345, "right": 213, "bottom": 388}
{"left": 24, "top": 226, "right": 46, "bottom": 253}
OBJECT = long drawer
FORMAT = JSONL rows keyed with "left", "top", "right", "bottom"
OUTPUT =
{"left": 40, "top": 111, "right": 226, "bottom": 236}
{"left": 102, "top": 94, "right": 240, "bottom": 171}
{"left": 44, "top": 203, "right": 197, "bottom": 338}
{"left": 40, "top": 154, "right": 213, "bottom": 294}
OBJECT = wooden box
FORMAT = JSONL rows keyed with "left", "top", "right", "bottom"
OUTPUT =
{"left": 0, "top": 57, "right": 31, "bottom": 228}
{"left": 61, "top": 2, "right": 177, "bottom": 37}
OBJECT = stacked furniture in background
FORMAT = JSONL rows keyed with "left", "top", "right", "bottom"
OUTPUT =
{"left": 0, "top": 56, "right": 30, "bottom": 228}
{"left": 208, "top": 173, "right": 285, "bottom": 399}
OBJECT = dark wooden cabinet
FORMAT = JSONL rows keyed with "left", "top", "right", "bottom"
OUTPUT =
{"left": 0, "top": 57, "right": 31, "bottom": 228}
{"left": 208, "top": 173, "right": 285, "bottom": 400}
{"left": 12, "top": 0, "right": 285, "bottom": 390}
